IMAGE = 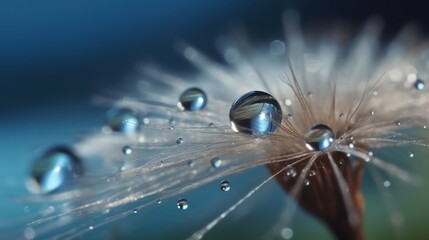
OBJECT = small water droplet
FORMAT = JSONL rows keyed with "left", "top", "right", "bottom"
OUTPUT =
{"left": 414, "top": 79, "right": 425, "bottom": 90}
{"left": 133, "top": 209, "right": 138, "bottom": 214}
{"left": 28, "top": 147, "right": 83, "bottom": 194}
{"left": 229, "top": 91, "right": 282, "bottom": 135}
{"left": 346, "top": 153, "right": 351, "bottom": 157}
{"left": 24, "top": 227, "right": 35, "bottom": 240}
{"left": 169, "top": 125, "right": 174, "bottom": 130}
{"left": 307, "top": 91, "right": 313, "bottom": 98}
{"left": 349, "top": 143, "right": 354, "bottom": 149}
{"left": 339, "top": 113, "right": 345, "bottom": 118}
{"left": 220, "top": 181, "right": 230, "bottom": 192}
{"left": 208, "top": 122, "right": 215, "bottom": 127}
{"left": 285, "top": 99, "right": 292, "bottom": 106}
{"left": 285, "top": 166, "right": 297, "bottom": 178}
{"left": 122, "top": 146, "right": 132, "bottom": 155}
{"left": 281, "top": 227, "right": 294, "bottom": 239}
{"left": 211, "top": 157, "right": 222, "bottom": 168}
{"left": 308, "top": 170, "right": 316, "bottom": 177}
{"left": 106, "top": 108, "right": 139, "bottom": 133}
{"left": 89, "top": 226, "right": 94, "bottom": 230}
{"left": 396, "top": 121, "right": 401, "bottom": 126}
{"left": 304, "top": 179, "right": 310, "bottom": 186}
{"left": 176, "top": 138, "right": 183, "bottom": 144}
{"left": 269, "top": 40, "right": 286, "bottom": 56}
{"left": 157, "top": 199, "right": 162, "bottom": 204}
{"left": 287, "top": 113, "right": 293, "bottom": 120}
{"left": 305, "top": 124, "right": 334, "bottom": 151}
{"left": 143, "top": 117, "right": 150, "bottom": 125}
{"left": 409, "top": 151, "right": 414, "bottom": 158}
{"left": 177, "top": 88, "right": 207, "bottom": 111}
{"left": 384, "top": 180, "right": 391, "bottom": 188}
{"left": 188, "top": 160, "right": 195, "bottom": 168}
{"left": 177, "top": 199, "right": 188, "bottom": 210}
{"left": 370, "top": 110, "right": 375, "bottom": 116}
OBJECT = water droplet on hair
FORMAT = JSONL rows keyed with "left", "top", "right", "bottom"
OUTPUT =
{"left": 370, "top": 110, "right": 375, "bottom": 116}
{"left": 24, "top": 227, "right": 35, "bottom": 240}
{"left": 211, "top": 157, "right": 222, "bottom": 168}
{"left": 133, "top": 209, "right": 138, "bottom": 214}
{"left": 208, "top": 122, "right": 215, "bottom": 127}
{"left": 28, "top": 147, "right": 83, "bottom": 194}
{"left": 304, "top": 179, "right": 310, "bottom": 186}
{"left": 307, "top": 91, "right": 313, "bottom": 98}
{"left": 89, "top": 226, "right": 94, "bottom": 230}
{"left": 409, "top": 151, "right": 414, "bottom": 158}
{"left": 308, "top": 170, "right": 316, "bottom": 177}
{"left": 177, "top": 88, "right": 207, "bottom": 111}
{"left": 106, "top": 108, "right": 139, "bottom": 133}
{"left": 396, "top": 121, "right": 401, "bottom": 126}
{"left": 286, "top": 166, "right": 297, "bottom": 178}
{"left": 269, "top": 40, "right": 286, "bottom": 56}
{"left": 188, "top": 160, "right": 195, "bottom": 168}
{"left": 287, "top": 113, "right": 293, "bottom": 120}
{"left": 305, "top": 124, "right": 334, "bottom": 151}
{"left": 229, "top": 91, "right": 282, "bottom": 135}
{"left": 220, "top": 181, "right": 230, "bottom": 192}
{"left": 339, "top": 113, "right": 345, "bottom": 118}
{"left": 414, "top": 79, "right": 425, "bottom": 90}
{"left": 176, "top": 138, "right": 183, "bottom": 144}
{"left": 122, "top": 146, "right": 132, "bottom": 155}
{"left": 169, "top": 125, "right": 174, "bottom": 130}
{"left": 177, "top": 199, "right": 188, "bottom": 210}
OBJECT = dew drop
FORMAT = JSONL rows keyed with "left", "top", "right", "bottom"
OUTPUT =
{"left": 339, "top": 113, "right": 345, "bottom": 118}
{"left": 177, "top": 199, "right": 188, "bottom": 210}
{"left": 307, "top": 91, "right": 313, "bottom": 98}
{"left": 409, "top": 151, "right": 414, "bottom": 158}
{"left": 27, "top": 147, "right": 83, "bottom": 194}
{"left": 122, "top": 146, "right": 132, "bottom": 155}
{"left": 285, "top": 166, "right": 297, "bottom": 178}
{"left": 176, "top": 137, "right": 183, "bottom": 144}
{"left": 133, "top": 209, "right": 138, "bottom": 214}
{"left": 287, "top": 113, "right": 293, "bottom": 120}
{"left": 106, "top": 108, "right": 139, "bottom": 133}
{"left": 177, "top": 88, "right": 207, "bottom": 111}
{"left": 169, "top": 125, "right": 174, "bottom": 130}
{"left": 370, "top": 110, "right": 375, "bottom": 116}
{"left": 24, "top": 227, "right": 35, "bottom": 240}
{"left": 157, "top": 199, "right": 162, "bottom": 204}
{"left": 308, "top": 170, "right": 316, "bottom": 177}
{"left": 188, "top": 160, "right": 195, "bottom": 168}
{"left": 414, "top": 79, "right": 425, "bottom": 90}
{"left": 211, "top": 157, "right": 222, "bottom": 168}
{"left": 89, "top": 226, "right": 94, "bottom": 230}
{"left": 208, "top": 122, "right": 215, "bottom": 127}
{"left": 229, "top": 91, "right": 282, "bottom": 135}
{"left": 305, "top": 124, "right": 334, "bottom": 151}
{"left": 396, "top": 121, "right": 401, "bottom": 126}
{"left": 220, "top": 181, "right": 230, "bottom": 192}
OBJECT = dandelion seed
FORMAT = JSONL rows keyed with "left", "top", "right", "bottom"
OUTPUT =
{"left": 7, "top": 11, "right": 429, "bottom": 240}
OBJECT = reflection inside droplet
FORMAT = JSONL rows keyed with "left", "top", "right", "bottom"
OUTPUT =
{"left": 229, "top": 91, "right": 282, "bottom": 135}
{"left": 177, "top": 88, "right": 207, "bottom": 111}
{"left": 305, "top": 124, "right": 334, "bottom": 151}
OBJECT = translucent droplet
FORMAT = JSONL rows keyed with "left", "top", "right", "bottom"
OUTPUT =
{"left": 27, "top": 147, "right": 83, "bottom": 194}
{"left": 176, "top": 138, "right": 183, "bottom": 144}
{"left": 305, "top": 124, "right": 334, "bottom": 151}
{"left": 133, "top": 209, "right": 138, "bottom": 214}
{"left": 339, "top": 113, "right": 345, "bottom": 118}
{"left": 106, "top": 108, "right": 139, "bottom": 133}
{"left": 208, "top": 122, "right": 215, "bottom": 127}
{"left": 157, "top": 199, "right": 162, "bottom": 204}
{"left": 414, "top": 79, "right": 425, "bottom": 90}
{"left": 304, "top": 179, "right": 310, "bottom": 186}
{"left": 281, "top": 227, "right": 294, "bottom": 239}
{"left": 370, "top": 110, "right": 375, "bottom": 116}
{"left": 188, "top": 160, "right": 195, "bottom": 168}
{"left": 177, "top": 199, "right": 188, "bottom": 210}
{"left": 24, "top": 227, "right": 35, "bottom": 240}
{"left": 89, "top": 226, "right": 94, "bottom": 230}
{"left": 383, "top": 180, "right": 391, "bottom": 188}
{"left": 169, "top": 125, "right": 174, "bottom": 130}
{"left": 122, "top": 146, "right": 132, "bottom": 155}
{"left": 229, "top": 91, "right": 282, "bottom": 135}
{"left": 220, "top": 181, "right": 230, "bottom": 192}
{"left": 287, "top": 113, "right": 293, "bottom": 120}
{"left": 177, "top": 88, "right": 207, "bottom": 111}
{"left": 308, "top": 170, "right": 316, "bottom": 177}
{"left": 285, "top": 166, "right": 297, "bottom": 178}
{"left": 307, "top": 91, "right": 313, "bottom": 98}
{"left": 396, "top": 121, "right": 401, "bottom": 126}
{"left": 409, "top": 151, "right": 414, "bottom": 158}
{"left": 211, "top": 157, "right": 222, "bottom": 168}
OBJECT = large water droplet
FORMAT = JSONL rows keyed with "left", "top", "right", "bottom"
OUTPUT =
{"left": 305, "top": 124, "right": 334, "bottom": 151}
{"left": 415, "top": 79, "right": 425, "bottom": 90}
{"left": 177, "top": 88, "right": 207, "bottom": 111}
{"left": 177, "top": 199, "right": 188, "bottom": 210}
{"left": 220, "top": 181, "right": 230, "bottom": 192}
{"left": 229, "top": 91, "right": 282, "bottom": 135}
{"left": 106, "top": 108, "right": 139, "bottom": 133}
{"left": 28, "top": 147, "right": 83, "bottom": 194}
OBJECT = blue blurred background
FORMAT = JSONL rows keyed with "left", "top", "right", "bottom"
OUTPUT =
{"left": 1, "top": 0, "right": 429, "bottom": 239}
